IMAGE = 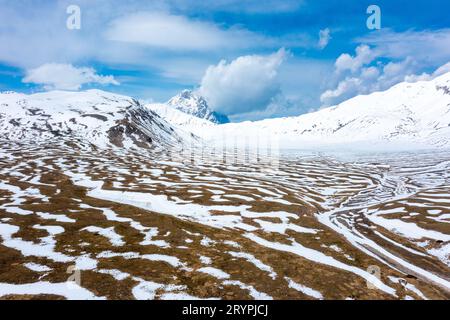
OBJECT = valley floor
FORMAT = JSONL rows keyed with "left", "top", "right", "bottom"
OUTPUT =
{"left": 0, "top": 139, "right": 449, "bottom": 300}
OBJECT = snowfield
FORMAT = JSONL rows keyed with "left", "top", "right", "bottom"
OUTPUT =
{"left": 0, "top": 139, "right": 448, "bottom": 300}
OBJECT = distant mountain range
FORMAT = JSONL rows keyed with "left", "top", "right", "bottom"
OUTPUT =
{"left": 158, "top": 72, "right": 450, "bottom": 150}
{"left": 2, "top": 72, "right": 450, "bottom": 150}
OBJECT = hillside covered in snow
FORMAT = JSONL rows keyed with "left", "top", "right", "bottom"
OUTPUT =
{"left": 186, "top": 72, "right": 450, "bottom": 150}
{"left": 146, "top": 103, "right": 215, "bottom": 130}
{"left": 2, "top": 72, "right": 450, "bottom": 152}
{"left": 0, "top": 90, "right": 189, "bottom": 149}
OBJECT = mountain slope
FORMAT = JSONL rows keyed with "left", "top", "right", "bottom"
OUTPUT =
{"left": 167, "top": 90, "right": 229, "bottom": 124}
{"left": 193, "top": 72, "right": 450, "bottom": 149}
{"left": 146, "top": 103, "right": 215, "bottom": 129}
{"left": 2, "top": 72, "right": 450, "bottom": 152}
{"left": 0, "top": 89, "right": 187, "bottom": 149}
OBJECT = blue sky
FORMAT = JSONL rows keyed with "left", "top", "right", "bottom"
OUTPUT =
{"left": 1, "top": 0, "right": 450, "bottom": 121}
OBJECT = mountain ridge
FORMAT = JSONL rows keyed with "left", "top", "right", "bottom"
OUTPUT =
{"left": 186, "top": 72, "right": 450, "bottom": 149}
{"left": 167, "top": 90, "right": 230, "bottom": 124}
{"left": 2, "top": 72, "right": 450, "bottom": 151}
{"left": 0, "top": 89, "right": 189, "bottom": 149}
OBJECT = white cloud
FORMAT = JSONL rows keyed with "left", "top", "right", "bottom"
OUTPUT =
{"left": 198, "top": 49, "right": 287, "bottom": 115}
{"left": 228, "top": 94, "right": 304, "bottom": 122}
{"left": 320, "top": 67, "right": 378, "bottom": 102}
{"left": 23, "top": 63, "right": 119, "bottom": 91}
{"left": 318, "top": 28, "right": 331, "bottom": 49}
{"left": 321, "top": 29, "right": 450, "bottom": 105}
{"left": 104, "top": 11, "right": 316, "bottom": 52}
{"left": 335, "top": 45, "right": 377, "bottom": 74}
{"left": 321, "top": 52, "right": 450, "bottom": 106}
{"left": 320, "top": 45, "right": 382, "bottom": 105}
{"left": 405, "top": 62, "right": 450, "bottom": 82}
{"left": 320, "top": 78, "right": 362, "bottom": 105}
{"left": 170, "top": 0, "right": 304, "bottom": 14}
{"left": 376, "top": 57, "right": 419, "bottom": 87}
{"left": 320, "top": 29, "right": 450, "bottom": 106}
{"left": 433, "top": 62, "right": 450, "bottom": 77}
{"left": 105, "top": 12, "right": 267, "bottom": 51}
{"left": 357, "top": 28, "right": 450, "bottom": 64}
{"left": 0, "top": 1, "right": 315, "bottom": 101}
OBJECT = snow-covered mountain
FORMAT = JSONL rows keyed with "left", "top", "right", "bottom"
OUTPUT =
{"left": 167, "top": 90, "right": 229, "bottom": 124}
{"left": 2, "top": 72, "right": 450, "bottom": 152}
{"left": 147, "top": 103, "right": 215, "bottom": 129}
{"left": 0, "top": 90, "right": 188, "bottom": 149}
{"left": 190, "top": 72, "right": 450, "bottom": 150}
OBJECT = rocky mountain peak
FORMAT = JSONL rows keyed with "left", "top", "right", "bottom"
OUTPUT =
{"left": 167, "top": 90, "right": 229, "bottom": 124}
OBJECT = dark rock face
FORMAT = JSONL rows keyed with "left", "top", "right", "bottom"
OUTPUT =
{"left": 437, "top": 85, "right": 450, "bottom": 95}
{"left": 107, "top": 104, "right": 186, "bottom": 149}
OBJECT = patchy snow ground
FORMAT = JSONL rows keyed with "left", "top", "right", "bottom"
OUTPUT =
{"left": 0, "top": 139, "right": 449, "bottom": 300}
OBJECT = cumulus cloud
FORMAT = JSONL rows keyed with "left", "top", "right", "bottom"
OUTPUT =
{"left": 405, "top": 62, "right": 450, "bottom": 82}
{"left": 320, "top": 29, "right": 450, "bottom": 104}
{"left": 198, "top": 49, "right": 287, "bottom": 115}
{"left": 320, "top": 38, "right": 450, "bottom": 106}
{"left": 321, "top": 49, "right": 450, "bottom": 106}
{"left": 320, "top": 78, "right": 362, "bottom": 105}
{"left": 318, "top": 28, "right": 331, "bottom": 49}
{"left": 23, "top": 63, "right": 119, "bottom": 91}
{"left": 334, "top": 45, "right": 377, "bottom": 74}
{"left": 320, "top": 45, "right": 381, "bottom": 104}
{"left": 376, "top": 57, "right": 419, "bottom": 87}
{"left": 320, "top": 66, "right": 380, "bottom": 105}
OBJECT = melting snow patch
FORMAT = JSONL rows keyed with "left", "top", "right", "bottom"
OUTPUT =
{"left": 74, "top": 255, "right": 98, "bottom": 270}
{"left": 199, "top": 255, "right": 212, "bottom": 265}
{"left": 200, "top": 237, "right": 216, "bottom": 247}
{"left": 159, "top": 292, "right": 205, "bottom": 300}
{"left": 222, "top": 280, "right": 272, "bottom": 300}
{"left": 82, "top": 226, "right": 125, "bottom": 246}
{"left": 24, "top": 263, "right": 52, "bottom": 272}
{"left": 223, "top": 240, "right": 241, "bottom": 248}
{"left": 255, "top": 219, "right": 317, "bottom": 235}
{"left": 286, "top": 277, "right": 323, "bottom": 299}
{"left": 35, "top": 212, "right": 76, "bottom": 223}
{"left": 368, "top": 215, "right": 450, "bottom": 241}
{"left": 0, "top": 281, "right": 105, "bottom": 300}
{"left": 97, "top": 251, "right": 140, "bottom": 260}
{"left": 229, "top": 251, "right": 277, "bottom": 280}
{"left": 197, "top": 267, "right": 230, "bottom": 279}
{"left": 0, "top": 223, "right": 72, "bottom": 263}
{"left": 427, "top": 243, "right": 450, "bottom": 267}
{"left": 131, "top": 280, "right": 163, "bottom": 300}
{"left": 97, "top": 269, "right": 130, "bottom": 281}
{"left": 141, "top": 254, "right": 183, "bottom": 268}
{"left": 140, "top": 228, "right": 170, "bottom": 248}
{"left": 244, "top": 233, "right": 396, "bottom": 296}
{"left": 388, "top": 276, "right": 428, "bottom": 300}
